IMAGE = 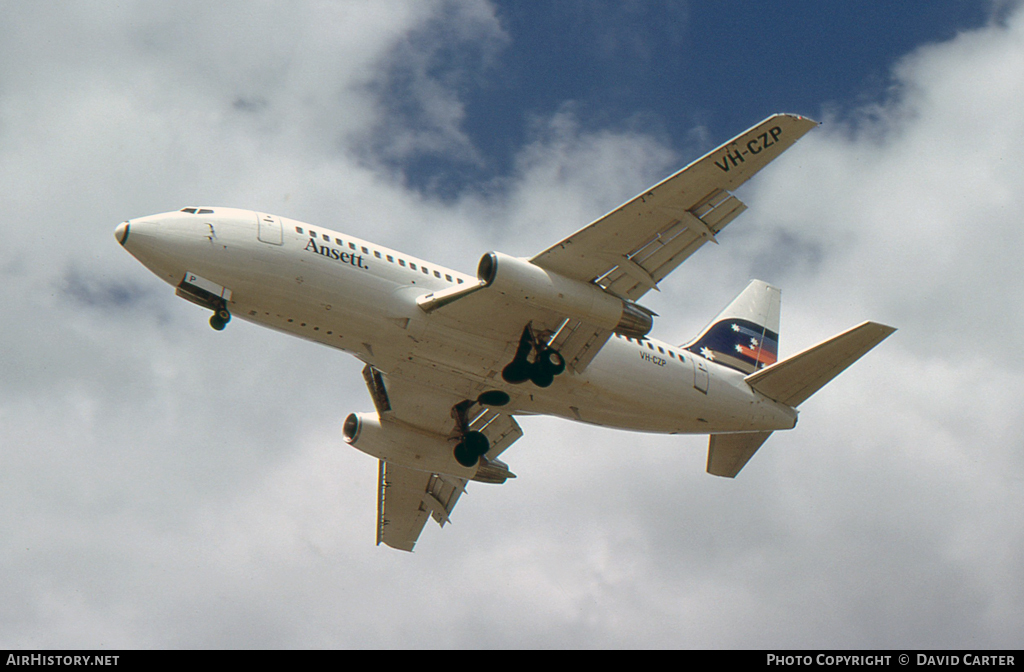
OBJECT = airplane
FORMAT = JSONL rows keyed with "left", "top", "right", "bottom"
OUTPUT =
{"left": 115, "top": 114, "right": 895, "bottom": 552}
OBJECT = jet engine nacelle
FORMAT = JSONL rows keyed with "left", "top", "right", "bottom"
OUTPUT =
{"left": 343, "top": 412, "right": 479, "bottom": 479}
{"left": 477, "top": 252, "right": 653, "bottom": 338}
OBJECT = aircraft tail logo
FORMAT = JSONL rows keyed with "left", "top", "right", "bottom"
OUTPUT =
{"left": 684, "top": 280, "right": 781, "bottom": 374}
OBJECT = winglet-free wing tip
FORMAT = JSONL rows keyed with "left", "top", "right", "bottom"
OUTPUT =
{"left": 776, "top": 112, "right": 820, "bottom": 125}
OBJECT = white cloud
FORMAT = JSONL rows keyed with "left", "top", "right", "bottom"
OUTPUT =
{"left": 1, "top": 0, "right": 1023, "bottom": 649}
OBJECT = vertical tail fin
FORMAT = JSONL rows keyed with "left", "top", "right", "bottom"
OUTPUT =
{"left": 684, "top": 280, "right": 781, "bottom": 374}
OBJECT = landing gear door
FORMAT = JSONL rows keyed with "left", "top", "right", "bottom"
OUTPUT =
{"left": 256, "top": 212, "right": 283, "bottom": 245}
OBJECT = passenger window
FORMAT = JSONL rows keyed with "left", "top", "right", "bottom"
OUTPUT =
{"left": 362, "top": 246, "right": 369, "bottom": 254}
{"left": 445, "top": 274, "right": 452, "bottom": 282}
{"left": 387, "top": 255, "right": 394, "bottom": 263}
{"left": 349, "top": 243, "right": 356, "bottom": 250}
{"left": 658, "top": 346, "right": 665, "bottom": 354}
{"left": 399, "top": 259, "right": 406, "bottom": 267}
{"left": 374, "top": 251, "right": 382, "bottom": 259}
{"left": 410, "top": 263, "right": 417, "bottom": 270}
{"left": 422, "top": 267, "right": 429, "bottom": 274}
{"left": 434, "top": 271, "right": 441, "bottom": 278}
{"left": 457, "top": 278, "right": 464, "bottom": 284}
{"left": 311, "top": 231, "right": 318, "bottom": 238}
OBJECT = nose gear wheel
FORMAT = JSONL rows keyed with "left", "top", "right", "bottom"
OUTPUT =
{"left": 209, "top": 306, "right": 231, "bottom": 331}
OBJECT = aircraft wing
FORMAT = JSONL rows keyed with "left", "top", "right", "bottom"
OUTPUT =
{"left": 375, "top": 462, "right": 462, "bottom": 552}
{"left": 420, "top": 115, "right": 816, "bottom": 373}
{"left": 362, "top": 365, "right": 523, "bottom": 551}
{"left": 531, "top": 114, "right": 818, "bottom": 301}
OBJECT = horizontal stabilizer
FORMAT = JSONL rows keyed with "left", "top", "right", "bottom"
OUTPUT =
{"left": 707, "top": 431, "right": 773, "bottom": 478}
{"left": 745, "top": 321, "right": 896, "bottom": 407}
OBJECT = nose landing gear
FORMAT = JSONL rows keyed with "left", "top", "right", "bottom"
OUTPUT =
{"left": 175, "top": 272, "right": 234, "bottom": 332}
{"left": 209, "top": 305, "right": 231, "bottom": 331}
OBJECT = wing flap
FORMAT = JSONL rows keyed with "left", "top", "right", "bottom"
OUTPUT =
{"left": 549, "top": 320, "right": 612, "bottom": 373}
{"left": 634, "top": 212, "right": 712, "bottom": 278}
{"left": 690, "top": 188, "right": 749, "bottom": 232}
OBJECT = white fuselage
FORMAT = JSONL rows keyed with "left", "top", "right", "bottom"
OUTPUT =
{"left": 117, "top": 208, "right": 798, "bottom": 435}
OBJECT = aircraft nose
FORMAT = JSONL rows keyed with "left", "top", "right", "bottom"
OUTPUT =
{"left": 115, "top": 221, "right": 129, "bottom": 246}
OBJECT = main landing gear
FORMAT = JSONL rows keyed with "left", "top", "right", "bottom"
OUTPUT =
{"left": 451, "top": 391, "right": 511, "bottom": 468}
{"left": 501, "top": 325, "right": 565, "bottom": 388}
{"left": 209, "top": 304, "right": 231, "bottom": 331}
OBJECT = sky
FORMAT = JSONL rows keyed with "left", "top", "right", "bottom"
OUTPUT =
{"left": 1, "top": 0, "right": 1022, "bottom": 650}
